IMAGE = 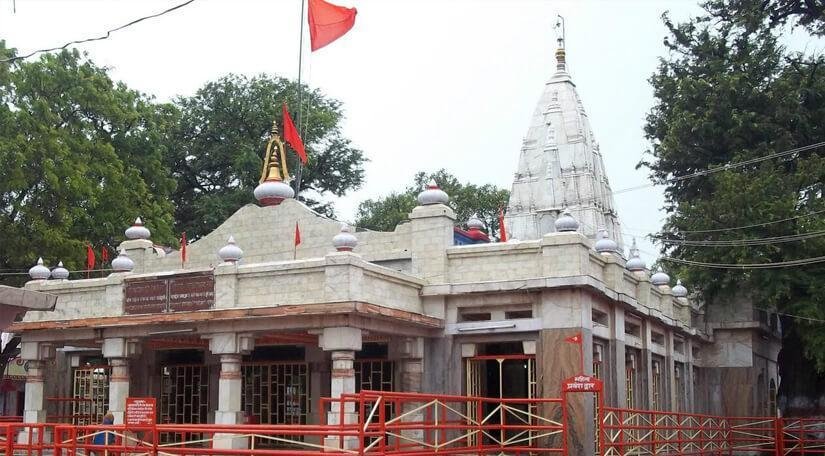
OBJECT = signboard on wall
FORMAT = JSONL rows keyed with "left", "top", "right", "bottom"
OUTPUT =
{"left": 125, "top": 397, "right": 156, "bottom": 426}
{"left": 124, "top": 271, "right": 214, "bottom": 315}
{"left": 562, "top": 375, "right": 603, "bottom": 393}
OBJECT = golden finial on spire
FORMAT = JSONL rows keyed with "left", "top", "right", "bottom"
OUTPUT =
{"left": 260, "top": 119, "right": 290, "bottom": 183}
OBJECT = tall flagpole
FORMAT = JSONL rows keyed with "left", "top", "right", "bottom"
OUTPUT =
{"left": 294, "top": 0, "right": 306, "bottom": 198}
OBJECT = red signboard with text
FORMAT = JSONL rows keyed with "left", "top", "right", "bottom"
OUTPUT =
{"left": 562, "top": 375, "right": 603, "bottom": 393}
{"left": 125, "top": 397, "right": 156, "bottom": 427}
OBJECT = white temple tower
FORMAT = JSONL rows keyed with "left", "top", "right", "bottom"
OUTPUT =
{"left": 505, "top": 29, "right": 622, "bottom": 247}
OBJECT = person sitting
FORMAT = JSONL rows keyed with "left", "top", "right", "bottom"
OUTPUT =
{"left": 91, "top": 412, "right": 116, "bottom": 455}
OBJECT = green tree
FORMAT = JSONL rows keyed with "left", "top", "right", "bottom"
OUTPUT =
{"left": 642, "top": 6, "right": 825, "bottom": 369}
{"left": 168, "top": 74, "right": 366, "bottom": 239}
{"left": 356, "top": 170, "right": 510, "bottom": 239}
{"left": 0, "top": 44, "right": 177, "bottom": 285}
{"left": 706, "top": 0, "right": 825, "bottom": 35}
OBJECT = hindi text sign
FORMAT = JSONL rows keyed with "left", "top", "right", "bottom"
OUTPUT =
{"left": 125, "top": 397, "right": 156, "bottom": 427}
{"left": 562, "top": 375, "right": 603, "bottom": 393}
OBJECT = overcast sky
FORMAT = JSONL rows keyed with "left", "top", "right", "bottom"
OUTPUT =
{"left": 0, "top": 0, "right": 776, "bottom": 264}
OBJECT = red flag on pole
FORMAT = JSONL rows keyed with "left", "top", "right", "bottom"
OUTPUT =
{"left": 294, "top": 222, "right": 302, "bottom": 247}
{"left": 308, "top": 0, "right": 357, "bottom": 51}
{"left": 564, "top": 333, "right": 582, "bottom": 344}
{"left": 85, "top": 243, "right": 95, "bottom": 278}
{"left": 180, "top": 232, "right": 187, "bottom": 268}
{"left": 282, "top": 103, "right": 308, "bottom": 164}
{"left": 100, "top": 246, "right": 110, "bottom": 265}
{"left": 498, "top": 207, "right": 507, "bottom": 242}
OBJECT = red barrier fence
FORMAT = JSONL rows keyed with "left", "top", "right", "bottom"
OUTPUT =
{"left": 1, "top": 391, "right": 824, "bottom": 456}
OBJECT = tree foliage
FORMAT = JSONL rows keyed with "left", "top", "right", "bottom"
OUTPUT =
{"left": 643, "top": 4, "right": 825, "bottom": 369}
{"left": 356, "top": 170, "right": 510, "bottom": 238}
{"left": 706, "top": 0, "right": 825, "bottom": 35}
{"left": 168, "top": 74, "right": 366, "bottom": 239}
{"left": 0, "top": 43, "right": 177, "bottom": 284}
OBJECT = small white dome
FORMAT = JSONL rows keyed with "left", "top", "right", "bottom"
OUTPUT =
{"left": 417, "top": 179, "right": 449, "bottom": 205}
{"left": 672, "top": 279, "right": 688, "bottom": 297}
{"left": 626, "top": 239, "right": 646, "bottom": 271}
{"left": 651, "top": 269, "right": 671, "bottom": 286}
{"left": 125, "top": 217, "right": 151, "bottom": 240}
{"left": 467, "top": 214, "right": 485, "bottom": 231}
{"left": 111, "top": 250, "right": 134, "bottom": 272}
{"left": 28, "top": 258, "right": 50, "bottom": 280}
{"left": 594, "top": 229, "right": 618, "bottom": 254}
{"left": 554, "top": 209, "right": 579, "bottom": 232}
{"left": 51, "top": 261, "right": 69, "bottom": 280}
{"left": 332, "top": 224, "right": 358, "bottom": 251}
{"left": 254, "top": 180, "right": 295, "bottom": 206}
{"left": 218, "top": 236, "right": 244, "bottom": 263}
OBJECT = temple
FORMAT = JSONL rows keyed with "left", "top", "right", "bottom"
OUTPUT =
{"left": 3, "top": 30, "right": 780, "bottom": 455}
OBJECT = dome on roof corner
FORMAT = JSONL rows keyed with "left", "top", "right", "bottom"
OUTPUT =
{"left": 651, "top": 269, "right": 670, "bottom": 287}
{"left": 51, "top": 261, "right": 69, "bottom": 280}
{"left": 332, "top": 224, "right": 358, "bottom": 252}
{"left": 672, "top": 279, "right": 688, "bottom": 298}
{"left": 467, "top": 214, "right": 485, "bottom": 231}
{"left": 111, "top": 250, "right": 134, "bottom": 272}
{"left": 254, "top": 180, "right": 294, "bottom": 206}
{"left": 218, "top": 236, "right": 243, "bottom": 263}
{"left": 417, "top": 179, "right": 449, "bottom": 205}
{"left": 28, "top": 258, "right": 50, "bottom": 280}
{"left": 626, "top": 239, "right": 646, "bottom": 271}
{"left": 125, "top": 217, "right": 151, "bottom": 240}
{"left": 554, "top": 209, "right": 579, "bottom": 232}
{"left": 594, "top": 229, "right": 618, "bottom": 254}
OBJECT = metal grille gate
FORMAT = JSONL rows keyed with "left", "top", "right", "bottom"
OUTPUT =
{"left": 160, "top": 365, "right": 211, "bottom": 425}
{"left": 465, "top": 355, "right": 537, "bottom": 446}
{"left": 71, "top": 366, "right": 110, "bottom": 425}
{"left": 242, "top": 362, "right": 309, "bottom": 426}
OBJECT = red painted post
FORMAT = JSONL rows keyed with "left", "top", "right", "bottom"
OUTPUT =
{"left": 561, "top": 392, "right": 569, "bottom": 456}
{"left": 774, "top": 417, "right": 784, "bottom": 456}
{"left": 598, "top": 392, "right": 605, "bottom": 456}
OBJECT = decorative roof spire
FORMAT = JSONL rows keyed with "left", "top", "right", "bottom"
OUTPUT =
{"left": 51, "top": 261, "right": 69, "bottom": 280}
{"left": 417, "top": 179, "right": 449, "bottom": 206}
{"left": 554, "top": 15, "right": 566, "bottom": 73}
{"left": 626, "top": 238, "right": 646, "bottom": 271}
{"left": 254, "top": 120, "right": 295, "bottom": 206}
{"left": 111, "top": 249, "right": 134, "bottom": 272}
{"left": 332, "top": 224, "right": 358, "bottom": 252}
{"left": 125, "top": 217, "right": 151, "bottom": 240}
{"left": 28, "top": 257, "right": 50, "bottom": 280}
{"left": 218, "top": 236, "right": 244, "bottom": 263}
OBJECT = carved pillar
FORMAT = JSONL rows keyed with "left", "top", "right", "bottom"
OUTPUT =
{"left": 102, "top": 337, "right": 140, "bottom": 424}
{"left": 319, "top": 327, "right": 361, "bottom": 450}
{"left": 208, "top": 333, "right": 253, "bottom": 450}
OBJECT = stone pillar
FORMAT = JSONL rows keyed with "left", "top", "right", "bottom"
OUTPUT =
{"left": 398, "top": 338, "right": 424, "bottom": 442}
{"left": 409, "top": 203, "right": 455, "bottom": 282}
{"left": 319, "top": 327, "right": 361, "bottom": 450}
{"left": 208, "top": 333, "right": 253, "bottom": 450}
{"left": 19, "top": 341, "right": 54, "bottom": 443}
{"left": 102, "top": 337, "right": 140, "bottom": 424}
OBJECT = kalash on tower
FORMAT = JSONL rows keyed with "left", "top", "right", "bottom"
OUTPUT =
{"left": 4, "top": 28, "right": 779, "bottom": 455}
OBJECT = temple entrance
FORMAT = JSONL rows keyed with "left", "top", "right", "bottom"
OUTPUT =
{"left": 71, "top": 365, "right": 110, "bottom": 425}
{"left": 464, "top": 342, "right": 537, "bottom": 446}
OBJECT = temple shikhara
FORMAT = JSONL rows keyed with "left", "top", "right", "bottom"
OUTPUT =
{"left": 3, "top": 34, "right": 781, "bottom": 455}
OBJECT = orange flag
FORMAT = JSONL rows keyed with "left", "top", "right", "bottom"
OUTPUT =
{"left": 294, "top": 222, "right": 302, "bottom": 247}
{"left": 180, "top": 232, "right": 187, "bottom": 268}
{"left": 308, "top": 0, "right": 357, "bottom": 51}
{"left": 282, "top": 103, "right": 308, "bottom": 164}
{"left": 565, "top": 333, "right": 582, "bottom": 344}
{"left": 498, "top": 207, "right": 507, "bottom": 242}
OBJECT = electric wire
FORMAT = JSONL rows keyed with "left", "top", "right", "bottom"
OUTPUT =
{"left": 755, "top": 307, "right": 825, "bottom": 325}
{"left": 659, "top": 255, "right": 825, "bottom": 269}
{"left": 656, "top": 229, "right": 825, "bottom": 247}
{"left": 0, "top": 0, "right": 197, "bottom": 64}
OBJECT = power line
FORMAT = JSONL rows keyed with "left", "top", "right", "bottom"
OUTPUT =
{"left": 657, "top": 229, "right": 825, "bottom": 247}
{"left": 756, "top": 307, "right": 825, "bottom": 325}
{"left": 650, "top": 208, "right": 825, "bottom": 237}
{"left": 611, "top": 141, "right": 825, "bottom": 196}
{"left": 0, "top": 0, "right": 197, "bottom": 64}
{"left": 660, "top": 255, "right": 825, "bottom": 269}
